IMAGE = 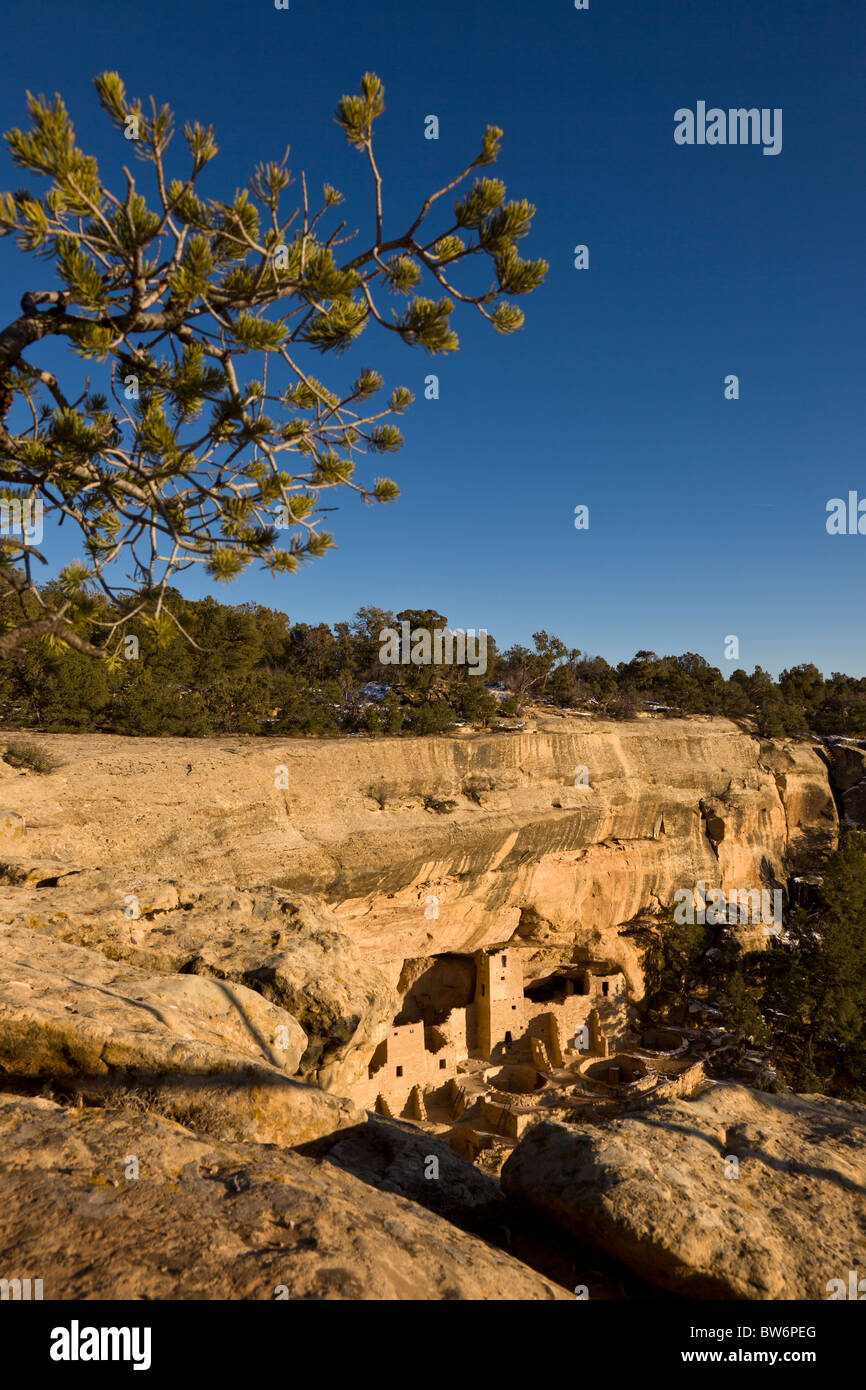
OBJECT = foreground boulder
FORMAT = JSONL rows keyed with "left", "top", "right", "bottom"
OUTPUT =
{"left": 501, "top": 1083, "right": 866, "bottom": 1299}
{"left": 298, "top": 1113, "right": 507, "bottom": 1238}
{"left": 0, "top": 1094, "right": 568, "bottom": 1300}
{"left": 0, "top": 928, "right": 357, "bottom": 1146}
{"left": 8, "top": 884, "right": 395, "bottom": 1091}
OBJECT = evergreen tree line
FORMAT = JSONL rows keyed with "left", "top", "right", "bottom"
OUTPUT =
{"left": 1, "top": 585, "right": 865, "bottom": 738}
{"left": 643, "top": 831, "right": 866, "bottom": 1102}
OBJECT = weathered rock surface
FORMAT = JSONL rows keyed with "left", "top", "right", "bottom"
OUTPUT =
{"left": 298, "top": 1114, "right": 507, "bottom": 1236}
{"left": 0, "top": 809, "right": 25, "bottom": 844}
{"left": 757, "top": 740, "right": 841, "bottom": 870}
{"left": 296, "top": 1112, "right": 670, "bottom": 1298}
{"left": 0, "top": 928, "right": 358, "bottom": 1146}
{"left": 0, "top": 722, "right": 839, "bottom": 997}
{"left": 825, "top": 742, "right": 866, "bottom": 793}
{"left": 0, "top": 727, "right": 852, "bottom": 1302}
{"left": 395, "top": 953, "right": 477, "bottom": 1024}
{"left": 501, "top": 1083, "right": 866, "bottom": 1299}
{"left": 2, "top": 886, "right": 396, "bottom": 1091}
{"left": 0, "top": 1093, "right": 569, "bottom": 1300}
{"left": 843, "top": 783, "right": 866, "bottom": 826}
{"left": 824, "top": 741, "right": 866, "bottom": 826}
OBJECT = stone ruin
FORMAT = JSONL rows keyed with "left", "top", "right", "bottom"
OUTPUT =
{"left": 354, "top": 947, "right": 627, "bottom": 1114}
{"left": 349, "top": 946, "right": 707, "bottom": 1166}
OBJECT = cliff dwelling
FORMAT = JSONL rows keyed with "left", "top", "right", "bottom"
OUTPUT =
{"left": 351, "top": 948, "right": 627, "bottom": 1139}
{"left": 347, "top": 946, "right": 709, "bottom": 1168}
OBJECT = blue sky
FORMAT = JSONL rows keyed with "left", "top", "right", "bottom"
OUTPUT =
{"left": 1, "top": 0, "right": 863, "bottom": 675}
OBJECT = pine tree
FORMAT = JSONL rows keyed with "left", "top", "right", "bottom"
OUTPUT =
{"left": 0, "top": 74, "right": 546, "bottom": 659}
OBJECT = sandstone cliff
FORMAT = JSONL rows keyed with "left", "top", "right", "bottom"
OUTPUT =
{"left": 0, "top": 720, "right": 853, "bottom": 1302}
{"left": 0, "top": 719, "right": 838, "bottom": 1005}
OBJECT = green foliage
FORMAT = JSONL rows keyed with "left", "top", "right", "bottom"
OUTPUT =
{"left": 3, "top": 581, "right": 865, "bottom": 759}
{"left": 811, "top": 833, "right": 866, "bottom": 1054}
{"left": 499, "top": 631, "right": 571, "bottom": 704}
{"left": 451, "top": 681, "right": 498, "bottom": 727}
{"left": 758, "top": 833, "right": 866, "bottom": 1098}
{"left": 382, "top": 256, "right": 422, "bottom": 295}
{"left": 395, "top": 297, "right": 458, "bottom": 354}
{"left": 111, "top": 674, "right": 213, "bottom": 737}
{"left": 0, "top": 71, "right": 544, "bottom": 662}
{"left": 719, "top": 973, "right": 769, "bottom": 1045}
{"left": 13, "top": 650, "right": 111, "bottom": 730}
{"left": 334, "top": 72, "right": 385, "bottom": 148}
{"left": 455, "top": 177, "right": 506, "bottom": 228}
{"left": 405, "top": 702, "right": 456, "bottom": 735}
{"left": 491, "top": 302, "right": 525, "bottom": 334}
{"left": 2, "top": 737, "right": 59, "bottom": 773}
{"left": 424, "top": 795, "right": 457, "bottom": 814}
{"left": 643, "top": 917, "right": 712, "bottom": 1008}
{"left": 642, "top": 834, "right": 866, "bottom": 1102}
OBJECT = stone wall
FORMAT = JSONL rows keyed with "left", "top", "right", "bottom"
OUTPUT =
{"left": 353, "top": 946, "right": 629, "bottom": 1119}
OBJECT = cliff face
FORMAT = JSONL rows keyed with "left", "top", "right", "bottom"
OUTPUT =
{"left": 0, "top": 722, "right": 852, "bottom": 1302}
{"left": 0, "top": 718, "right": 838, "bottom": 1000}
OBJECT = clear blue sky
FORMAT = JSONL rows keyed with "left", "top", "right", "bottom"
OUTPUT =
{"left": 1, "top": 0, "right": 863, "bottom": 676}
